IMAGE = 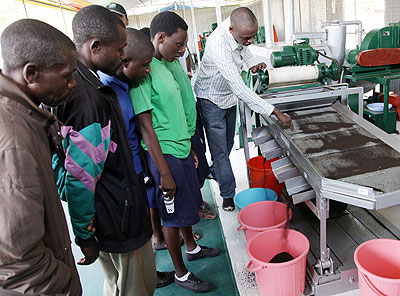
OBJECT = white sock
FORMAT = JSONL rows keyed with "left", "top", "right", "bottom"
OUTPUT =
{"left": 185, "top": 245, "right": 201, "bottom": 254}
{"left": 175, "top": 271, "right": 191, "bottom": 281}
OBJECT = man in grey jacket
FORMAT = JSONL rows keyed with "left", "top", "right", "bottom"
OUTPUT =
{"left": 0, "top": 19, "right": 81, "bottom": 295}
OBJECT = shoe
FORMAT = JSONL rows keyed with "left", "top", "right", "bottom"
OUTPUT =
{"left": 185, "top": 245, "right": 220, "bottom": 261}
{"left": 175, "top": 273, "right": 211, "bottom": 293}
{"left": 206, "top": 166, "right": 217, "bottom": 181}
{"left": 199, "top": 208, "right": 216, "bottom": 219}
{"left": 152, "top": 241, "right": 168, "bottom": 251}
{"left": 192, "top": 231, "right": 201, "bottom": 241}
{"left": 156, "top": 271, "right": 175, "bottom": 288}
{"left": 200, "top": 201, "right": 211, "bottom": 211}
{"left": 222, "top": 198, "right": 235, "bottom": 211}
{"left": 153, "top": 237, "right": 184, "bottom": 251}
{"left": 206, "top": 172, "right": 217, "bottom": 180}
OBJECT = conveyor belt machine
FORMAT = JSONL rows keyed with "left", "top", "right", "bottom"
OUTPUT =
{"left": 240, "top": 25, "right": 400, "bottom": 294}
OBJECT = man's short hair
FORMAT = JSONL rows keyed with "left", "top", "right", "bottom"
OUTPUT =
{"left": 139, "top": 27, "right": 151, "bottom": 40}
{"left": 150, "top": 11, "right": 188, "bottom": 39}
{"left": 105, "top": 2, "right": 127, "bottom": 18}
{"left": 230, "top": 7, "right": 257, "bottom": 27}
{"left": 1, "top": 19, "right": 75, "bottom": 72}
{"left": 72, "top": 5, "right": 125, "bottom": 48}
{"left": 125, "top": 28, "right": 154, "bottom": 59}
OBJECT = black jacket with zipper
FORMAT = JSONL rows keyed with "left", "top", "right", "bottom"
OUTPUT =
{"left": 55, "top": 61, "right": 152, "bottom": 253}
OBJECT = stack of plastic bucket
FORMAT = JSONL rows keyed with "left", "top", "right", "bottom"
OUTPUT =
{"left": 234, "top": 188, "right": 277, "bottom": 211}
{"left": 237, "top": 200, "right": 291, "bottom": 245}
{"left": 355, "top": 239, "right": 400, "bottom": 295}
{"left": 247, "top": 156, "right": 284, "bottom": 196}
{"left": 247, "top": 229, "right": 310, "bottom": 296}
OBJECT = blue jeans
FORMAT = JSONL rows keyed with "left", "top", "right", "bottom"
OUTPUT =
{"left": 198, "top": 98, "right": 236, "bottom": 199}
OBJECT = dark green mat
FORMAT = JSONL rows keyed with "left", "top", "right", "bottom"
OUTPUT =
{"left": 154, "top": 180, "right": 239, "bottom": 295}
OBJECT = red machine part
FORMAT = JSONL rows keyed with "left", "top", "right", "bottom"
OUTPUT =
{"left": 357, "top": 48, "right": 400, "bottom": 67}
{"left": 378, "top": 91, "right": 400, "bottom": 118}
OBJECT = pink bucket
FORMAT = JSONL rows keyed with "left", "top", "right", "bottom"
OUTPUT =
{"left": 247, "top": 229, "right": 309, "bottom": 296}
{"left": 355, "top": 239, "right": 400, "bottom": 296}
{"left": 237, "top": 201, "right": 291, "bottom": 245}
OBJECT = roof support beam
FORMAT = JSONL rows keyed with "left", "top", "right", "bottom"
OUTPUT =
{"left": 263, "top": 0, "right": 274, "bottom": 46}
{"left": 215, "top": 0, "right": 222, "bottom": 25}
{"left": 190, "top": 0, "right": 201, "bottom": 66}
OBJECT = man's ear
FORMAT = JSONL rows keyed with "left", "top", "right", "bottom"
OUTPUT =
{"left": 156, "top": 32, "right": 166, "bottom": 44}
{"left": 22, "top": 63, "right": 39, "bottom": 84}
{"left": 89, "top": 39, "right": 102, "bottom": 54}
{"left": 229, "top": 26, "right": 234, "bottom": 34}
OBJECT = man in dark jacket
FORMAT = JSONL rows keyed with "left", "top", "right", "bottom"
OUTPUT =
{"left": 52, "top": 5, "right": 156, "bottom": 295}
{"left": 0, "top": 19, "right": 81, "bottom": 295}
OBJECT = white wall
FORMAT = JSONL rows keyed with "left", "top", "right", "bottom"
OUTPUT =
{"left": 128, "top": 5, "right": 239, "bottom": 54}
{"left": 0, "top": 0, "right": 75, "bottom": 68}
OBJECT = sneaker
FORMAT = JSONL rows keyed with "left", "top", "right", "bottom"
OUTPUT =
{"left": 152, "top": 241, "right": 168, "bottom": 251}
{"left": 222, "top": 198, "right": 235, "bottom": 211}
{"left": 156, "top": 271, "right": 175, "bottom": 288}
{"left": 206, "top": 171, "right": 217, "bottom": 180}
{"left": 175, "top": 273, "right": 211, "bottom": 293}
{"left": 185, "top": 245, "right": 220, "bottom": 261}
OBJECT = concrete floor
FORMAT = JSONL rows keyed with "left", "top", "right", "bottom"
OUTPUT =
{"left": 209, "top": 121, "right": 400, "bottom": 296}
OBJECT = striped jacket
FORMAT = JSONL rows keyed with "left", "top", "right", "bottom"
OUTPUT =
{"left": 53, "top": 61, "right": 152, "bottom": 253}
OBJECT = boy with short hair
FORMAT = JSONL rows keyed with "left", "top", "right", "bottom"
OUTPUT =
{"left": 129, "top": 11, "right": 220, "bottom": 293}
{"left": 97, "top": 28, "right": 175, "bottom": 289}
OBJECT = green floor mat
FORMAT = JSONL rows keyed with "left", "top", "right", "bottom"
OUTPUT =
{"left": 154, "top": 180, "right": 239, "bottom": 295}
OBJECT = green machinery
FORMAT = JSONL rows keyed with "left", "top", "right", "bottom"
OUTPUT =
{"left": 241, "top": 39, "right": 340, "bottom": 148}
{"left": 344, "top": 23, "right": 400, "bottom": 134}
{"left": 248, "top": 39, "right": 338, "bottom": 94}
{"left": 253, "top": 26, "right": 265, "bottom": 44}
{"left": 270, "top": 38, "right": 318, "bottom": 67}
{"left": 198, "top": 22, "right": 217, "bottom": 60}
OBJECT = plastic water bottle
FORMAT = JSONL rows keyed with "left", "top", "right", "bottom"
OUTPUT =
{"left": 163, "top": 191, "right": 175, "bottom": 214}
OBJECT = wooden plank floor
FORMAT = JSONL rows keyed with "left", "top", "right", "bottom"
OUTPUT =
{"left": 290, "top": 203, "right": 400, "bottom": 271}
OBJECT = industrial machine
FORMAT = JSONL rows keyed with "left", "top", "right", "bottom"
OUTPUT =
{"left": 198, "top": 22, "right": 217, "bottom": 60}
{"left": 248, "top": 39, "right": 339, "bottom": 94}
{"left": 253, "top": 25, "right": 266, "bottom": 44}
{"left": 344, "top": 23, "right": 400, "bottom": 134}
{"left": 239, "top": 22, "right": 400, "bottom": 295}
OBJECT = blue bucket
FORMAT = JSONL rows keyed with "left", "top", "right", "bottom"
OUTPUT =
{"left": 234, "top": 188, "right": 278, "bottom": 211}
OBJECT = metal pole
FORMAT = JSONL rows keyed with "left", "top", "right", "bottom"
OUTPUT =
{"left": 57, "top": 0, "right": 69, "bottom": 35}
{"left": 383, "top": 82, "right": 390, "bottom": 132}
{"left": 262, "top": 0, "right": 273, "bottom": 46}
{"left": 21, "top": 0, "right": 29, "bottom": 17}
{"left": 215, "top": 0, "right": 222, "bottom": 26}
{"left": 239, "top": 100, "right": 251, "bottom": 187}
{"left": 190, "top": 0, "right": 201, "bottom": 67}
{"left": 182, "top": 0, "right": 187, "bottom": 20}
{"left": 284, "top": 0, "right": 295, "bottom": 44}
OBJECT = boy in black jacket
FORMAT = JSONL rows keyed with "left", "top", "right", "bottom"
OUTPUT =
{"left": 53, "top": 5, "right": 156, "bottom": 295}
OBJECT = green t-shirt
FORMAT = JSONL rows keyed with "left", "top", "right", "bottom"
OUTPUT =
{"left": 129, "top": 57, "right": 191, "bottom": 159}
{"left": 164, "top": 59, "right": 196, "bottom": 137}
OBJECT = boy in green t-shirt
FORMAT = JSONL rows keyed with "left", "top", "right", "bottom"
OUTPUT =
{"left": 163, "top": 56, "right": 216, "bottom": 220}
{"left": 129, "top": 12, "right": 220, "bottom": 293}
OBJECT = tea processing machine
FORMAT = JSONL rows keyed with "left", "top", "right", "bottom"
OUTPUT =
{"left": 343, "top": 23, "right": 400, "bottom": 134}
{"left": 239, "top": 23, "right": 400, "bottom": 295}
{"left": 244, "top": 102, "right": 400, "bottom": 295}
